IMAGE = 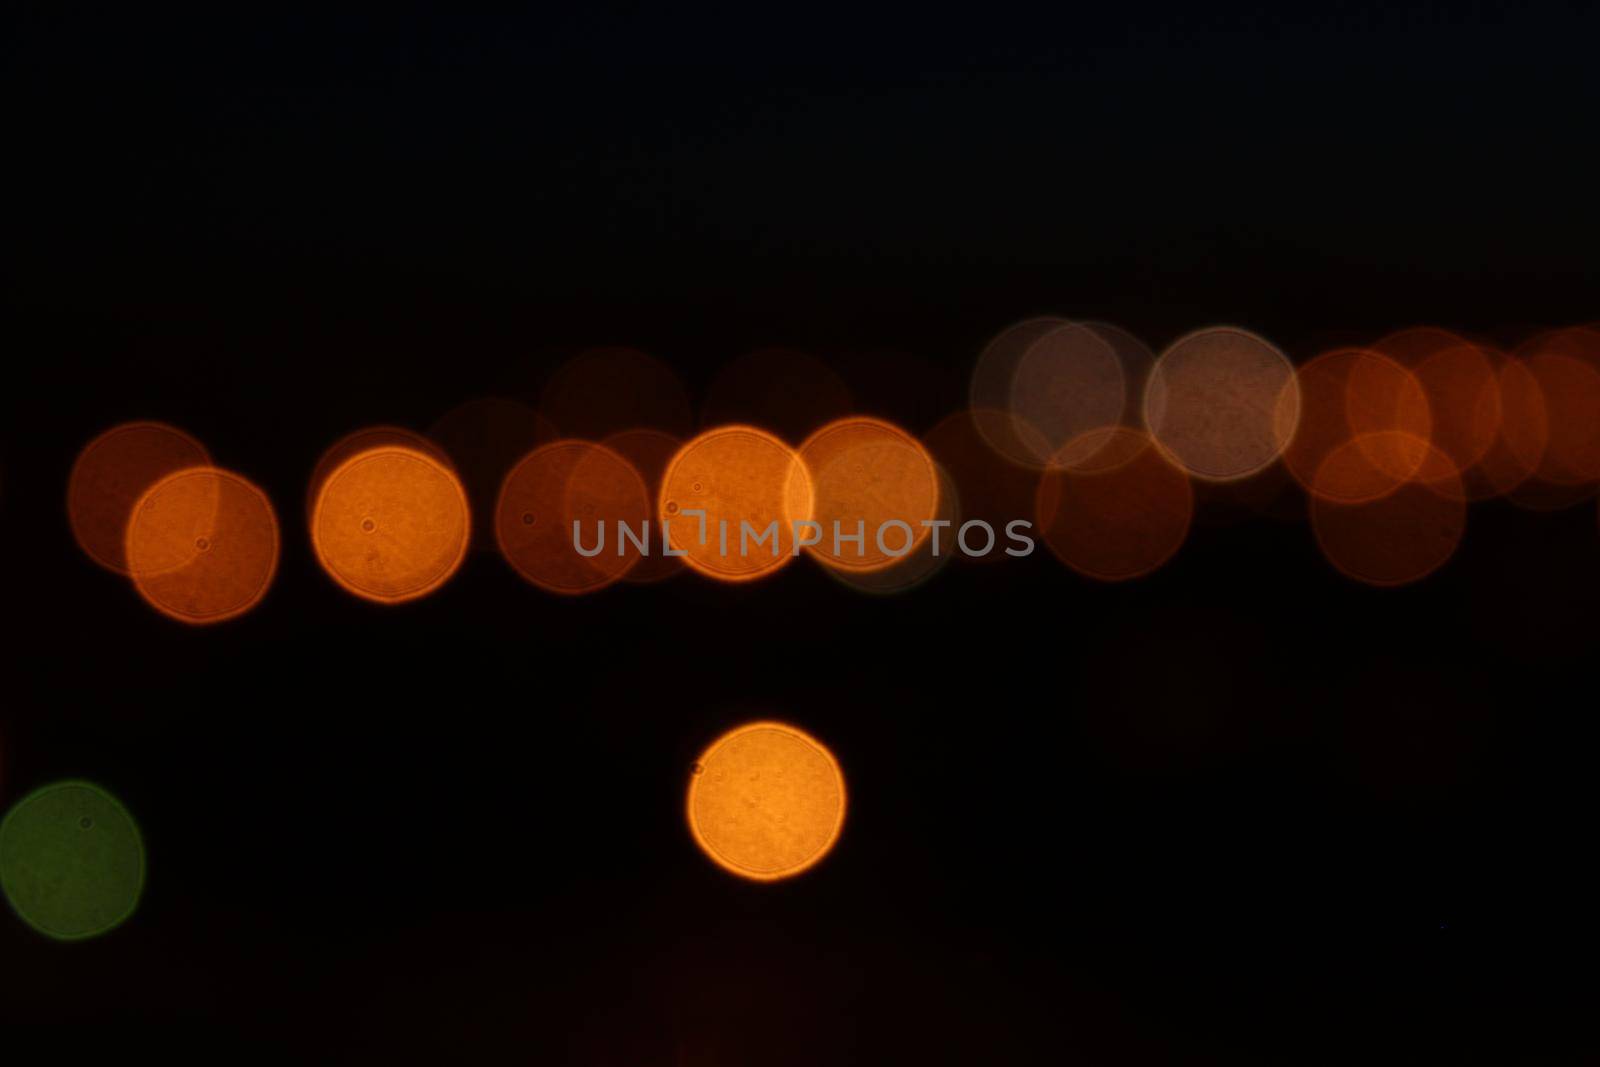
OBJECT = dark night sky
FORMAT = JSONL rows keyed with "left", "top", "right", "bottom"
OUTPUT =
{"left": 3, "top": 4, "right": 1598, "bottom": 1061}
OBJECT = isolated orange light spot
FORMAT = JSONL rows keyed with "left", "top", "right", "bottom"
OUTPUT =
{"left": 496, "top": 440, "right": 650, "bottom": 595}
{"left": 686, "top": 721, "right": 846, "bottom": 882}
{"left": 1035, "top": 427, "right": 1193, "bottom": 581}
{"left": 798, "top": 416, "right": 940, "bottom": 573}
{"left": 659, "top": 425, "right": 813, "bottom": 583}
{"left": 69, "top": 422, "right": 210, "bottom": 573}
{"left": 1310, "top": 434, "right": 1466, "bottom": 587}
{"left": 126, "top": 467, "right": 279, "bottom": 624}
{"left": 540, "top": 347, "right": 694, "bottom": 440}
{"left": 702, "top": 349, "right": 854, "bottom": 444}
{"left": 1282, "top": 348, "right": 1432, "bottom": 501}
{"left": 311, "top": 446, "right": 471, "bottom": 604}
{"left": 600, "top": 428, "right": 685, "bottom": 584}
{"left": 305, "top": 425, "right": 450, "bottom": 520}
{"left": 1145, "top": 327, "right": 1299, "bottom": 481}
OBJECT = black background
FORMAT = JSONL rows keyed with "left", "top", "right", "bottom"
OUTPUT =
{"left": 3, "top": 4, "right": 1598, "bottom": 1061}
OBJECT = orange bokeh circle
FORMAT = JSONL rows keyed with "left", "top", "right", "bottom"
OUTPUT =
{"left": 686, "top": 720, "right": 847, "bottom": 882}
{"left": 797, "top": 416, "right": 940, "bottom": 573}
{"left": 1309, "top": 433, "right": 1466, "bottom": 587}
{"left": 1281, "top": 348, "right": 1432, "bottom": 501}
{"left": 659, "top": 425, "right": 813, "bottom": 583}
{"left": 1366, "top": 325, "right": 1507, "bottom": 497}
{"left": 126, "top": 467, "right": 279, "bottom": 624}
{"left": 311, "top": 446, "right": 472, "bottom": 604}
{"left": 305, "top": 426, "right": 451, "bottom": 520}
{"left": 69, "top": 421, "right": 210, "bottom": 573}
{"left": 1034, "top": 427, "right": 1193, "bottom": 582}
{"left": 1145, "top": 326, "right": 1299, "bottom": 482}
{"left": 495, "top": 440, "right": 650, "bottom": 595}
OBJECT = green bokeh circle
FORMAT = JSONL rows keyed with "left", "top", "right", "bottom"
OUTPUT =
{"left": 0, "top": 781, "right": 145, "bottom": 940}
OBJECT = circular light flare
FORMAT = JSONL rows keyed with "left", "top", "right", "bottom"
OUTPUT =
{"left": 126, "top": 467, "right": 280, "bottom": 624}
{"left": 659, "top": 425, "right": 813, "bottom": 584}
{"left": 68, "top": 421, "right": 210, "bottom": 573}
{"left": 797, "top": 416, "right": 941, "bottom": 573}
{"left": 496, "top": 440, "right": 650, "bottom": 595}
{"left": 0, "top": 780, "right": 145, "bottom": 941}
{"left": 540, "top": 347, "right": 695, "bottom": 440}
{"left": 1309, "top": 433, "right": 1466, "bottom": 587}
{"left": 1145, "top": 326, "right": 1299, "bottom": 482}
{"left": 686, "top": 721, "right": 846, "bottom": 883}
{"left": 311, "top": 446, "right": 471, "bottom": 604}
{"left": 1005, "top": 322, "right": 1126, "bottom": 468}
{"left": 1035, "top": 427, "right": 1194, "bottom": 582}
{"left": 1281, "top": 348, "right": 1432, "bottom": 503}
{"left": 1367, "top": 324, "right": 1510, "bottom": 497}
{"left": 305, "top": 425, "right": 451, "bottom": 520}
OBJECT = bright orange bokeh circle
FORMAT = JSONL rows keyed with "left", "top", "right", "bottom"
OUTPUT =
{"left": 686, "top": 721, "right": 847, "bottom": 882}
{"left": 658, "top": 425, "right": 813, "bottom": 583}
{"left": 311, "top": 446, "right": 472, "bottom": 604}
{"left": 798, "top": 416, "right": 940, "bottom": 573}
{"left": 125, "top": 467, "right": 279, "bottom": 624}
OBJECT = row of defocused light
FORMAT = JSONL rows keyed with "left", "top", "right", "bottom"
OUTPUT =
{"left": 65, "top": 321, "right": 1600, "bottom": 621}
{"left": 20, "top": 318, "right": 1600, "bottom": 939}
